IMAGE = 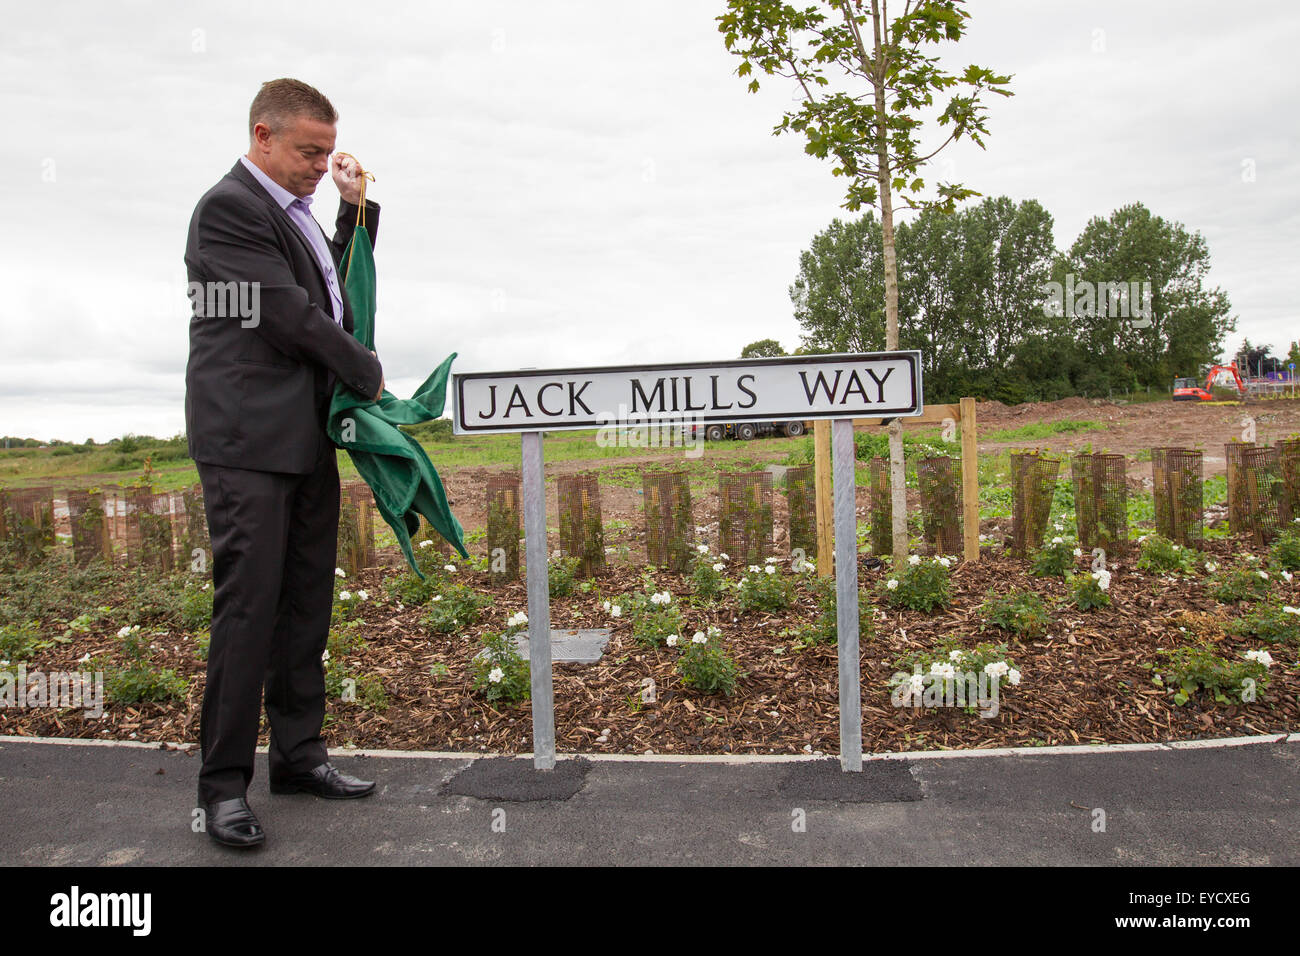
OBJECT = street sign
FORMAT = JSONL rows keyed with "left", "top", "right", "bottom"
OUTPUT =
{"left": 452, "top": 351, "right": 923, "bottom": 434}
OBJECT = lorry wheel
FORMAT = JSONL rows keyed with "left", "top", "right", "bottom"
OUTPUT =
{"left": 784, "top": 420, "right": 806, "bottom": 437}
{"left": 705, "top": 425, "right": 726, "bottom": 441}
{"left": 737, "top": 423, "right": 757, "bottom": 441}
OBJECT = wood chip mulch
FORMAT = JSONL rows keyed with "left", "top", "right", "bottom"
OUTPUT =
{"left": 3, "top": 541, "right": 1298, "bottom": 756}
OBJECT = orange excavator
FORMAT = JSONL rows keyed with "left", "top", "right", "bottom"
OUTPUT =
{"left": 1172, "top": 363, "right": 1247, "bottom": 402}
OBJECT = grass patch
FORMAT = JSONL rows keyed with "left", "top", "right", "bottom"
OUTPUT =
{"left": 985, "top": 420, "right": 1103, "bottom": 443}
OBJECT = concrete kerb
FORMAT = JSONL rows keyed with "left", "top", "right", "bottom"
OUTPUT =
{"left": 4, "top": 732, "right": 1296, "bottom": 763}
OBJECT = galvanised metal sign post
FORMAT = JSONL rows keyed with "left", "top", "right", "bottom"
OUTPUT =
{"left": 453, "top": 352, "right": 923, "bottom": 771}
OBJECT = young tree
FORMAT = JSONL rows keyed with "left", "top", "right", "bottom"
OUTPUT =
{"left": 718, "top": 0, "right": 1011, "bottom": 563}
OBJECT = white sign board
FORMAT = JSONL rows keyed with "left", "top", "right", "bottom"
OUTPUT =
{"left": 452, "top": 351, "right": 923, "bottom": 434}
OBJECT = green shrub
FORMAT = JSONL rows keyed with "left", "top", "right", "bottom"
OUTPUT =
{"left": 1227, "top": 604, "right": 1300, "bottom": 645}
{"left": 1270, "top": 530, "right": 1300, "bottom": 571}
{"left": 980, "top": 589, "right": 1051, "bottom": 639}
{"left": 471, "top": 631, "right": 531, "bottom": 705}
{"left": 180, "top": 578, "right": 213, "bottom": 631}
{"left": 420, "top": 584, "right": 490, "bottom": 634}
{"left": 1207, "top": 566, "right": 1272, "bottom": 603}
{"left": 674, "top": 626, "right": 743, "bottom": 696}
{"left": 548, "top": 556, "right": 580, "bottom": 598}
{"left": 690, "top": 549, "right": 728, "bottom": 600}
{"left": 736, "top": 559, "right": 796, "bottom": 613}
{"left": 1153, "top": 644, "right": 1272, "bottom": 706}
{"left": 1135, "top": 535, "right": 1197, "bottom": 575}
{"left": 1068, "top": 569, "right": 1112, "bottom": 611}
{"left": 624, "top": 589, "right": 684, "bottom": 648}
{"left": 0, "top": 621, "right": 49, "bottom": 662}
{"left": 880, "top": 555, "right": 953, "bottom": 612}
{"left": 1030, "top": 537, "right": 1079, "bottom": 578}
{"left": 100, "top": 624, "right": 188, "bottom": 705}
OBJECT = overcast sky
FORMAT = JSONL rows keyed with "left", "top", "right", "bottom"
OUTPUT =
{"left": 3, "top": 0, "right": 1297, "bottom": 442}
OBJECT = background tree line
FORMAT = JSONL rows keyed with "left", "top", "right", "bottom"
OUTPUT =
{"left": 747, "top": 198, "right": 1237, "bottom": 404}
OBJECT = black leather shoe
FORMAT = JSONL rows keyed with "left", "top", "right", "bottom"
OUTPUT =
{"left": 270, "top": 762, "right": 375, "bottom": 799}
{"left": 204, "top": 797, "right": 265, "bottom": 848}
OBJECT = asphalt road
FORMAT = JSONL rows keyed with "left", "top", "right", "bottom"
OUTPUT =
{"left": 2, "top": 736, "right": 1297, "bottom": 865}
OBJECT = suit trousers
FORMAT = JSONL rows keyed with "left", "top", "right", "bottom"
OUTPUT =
{"left": 194, "top": 438, "right": 340, "bottom": 804}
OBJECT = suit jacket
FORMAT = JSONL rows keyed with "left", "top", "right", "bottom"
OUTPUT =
{"left": 184, "top": 160, "right": 384, "bottom": 474}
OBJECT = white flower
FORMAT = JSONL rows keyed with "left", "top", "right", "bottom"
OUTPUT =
{"left": 602, "top": 600, "right": 611, "bottom": 612}
{"left": 418, "top": 539, "right": 432, "bottom": 549}
{"left": 339, "top": 590, "right": 351, "bottom": 601}
{"left": 444, "top": 564, "right": 457, "bottom": 573}
{"left": 938, "top": 556, "right": 951, "bottom": 568}
{"left": 748, "top": 565, "right": 761, "bottom": 573}
{"left": 335, "top": 567, "right": 346, "bottom": 577}
{"left": 1172, "top": 544, "right": 1181, "bottom": 551}
{"left": 610, "top": 605, "right": 622, "bottom": 618}
{"left": 719, "top": 553, "right": 730, "bottom": 561}
{"left": 930, "top": 662, "right": 956, "bottom": 680}
{"left": 908, "top": 555, "right": 921, "bottom": 566}
{"left": 650, "top": 592, "right": 665, "bottom": 605}
{"left": 765, "top": 556, "right": 780, "bottom": 564}
{"left": 697, "top": 543, "right": 710, "bottom": 554}
{"left": 886, "top": 579, "right": 899, "bottom": 590}
{"left": 507, "top": 611, "right": 528, "bottom": 629}
{"left": 116, "top": 625, "right": 138, "bottom": 639}
{"left": 948, "top": 649, "right": 965, "bottom": 662}
{"left": 666, "top": 635, "right": 678, "bottom": 647}
{"left": 1205, "top": 561, "right": 1218, "bottom": 573}
{"left": 908, "top": 673, "right": 926, "bottom": 694}
{"left": 1092, "top": 569, "right": 1111, "bottom": 591}
{"left": 764, "top": 565, "right": 776, "bottom": 575}
{"left": 1073, "top": 548, "right": 1083, "bottom": 558}
{"left": 1245, "top": 554, "right": 1257, "bottom": 562}
{"left": 1007, "top": 668, "right": 1022, "bottom": 686}
{"left": 1258, "top": 571, "right": 1270, "bottom": 580}
{"left": 431, "top": 594, "right": 442, "bottom": 602}
{"left": 984, "top": 661, "right": 1010, "bottom": 679}
{"left": 357, "top": 589, "right": 369, "bottom": 601}
{"left": 1283, "top": 571, "right": 1294, "bottom": 582}
{"left": 1244, "top": 649, "right": 1274, "bottom": 668}
{"left": 1283, "top": 606, "right": 1300, "bottom": 615}
{"left": 802, "top": 560, "right": 815, "bottom": 572}
{"left": 692, "top": 632, "right": 708, "bottom": 644}
{"left": 321, "top": 649, "right": 330, "bottom": 662}
{"left": 1054, "top": 522, "right": 1063, "bottom": 532}
{"left": 77, "top": 652, "right": 90, "bottom": 663}
{"left": 488, "top": 667, "right": 504, "bottom": 683}
{"left": 712, "top": 562, "right": 725, "bottom": 572}
{"left": 1051, "top": 536, "right": 1063, "bottom": 545}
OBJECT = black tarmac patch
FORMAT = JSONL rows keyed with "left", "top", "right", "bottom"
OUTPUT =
{"left": 778, "top": 758, "right": 923, "bottom": 803}
{"left": 441, "top": 756, "right": 592, "bottom": 802}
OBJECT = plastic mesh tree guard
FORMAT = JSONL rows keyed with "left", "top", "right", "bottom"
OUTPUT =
{"left": 336, "top": 480, "right": 375, "bottom": 575}
{"left": 785, "top": 464, "right": 817, "bottom": 558}
{"left": 917, "top": 456, "right": 961, "bottom": 555}
{"left": 1276, "top": 438, "right": 1300, "bottom": 520}
{"left": 868, "top": 457, "right": 892, "bottom": 557}
{"left": 67, "top": 489, "right": 110, "bottom": 567}
{"left": 642, "top": 470, "right": 694, "bottom": 572}
{"left": 1165, "top": 449, "right": 1203, "bottom": 546}
{"left": 126, "top": 489, "right": 175, "bottom": 572}
{"left": 719, "top": 470, "right": 773, "bottom": 565}
{"left": 1225, "top": 441, "right": 1256, "bottom": 536}
{"left": 1011, "top": 452, "right": 1060, "bottom": 557}
{"left": 1071, "top": 453, "right": 1129, "bottom": 557}
{"left": 558, "top": 473, "right": 605, "bottom": 575}
{"left": 1240, "top": 446, "right": 1292, "bottom": 546}
{"left": 485, "top": 473, "right": 522, "bottom": 581}
{"left": 173, "top": 484, "right": 210, "bottom": 573}
{"left": 1, "top": 485, "right": 55, "bottom": 567}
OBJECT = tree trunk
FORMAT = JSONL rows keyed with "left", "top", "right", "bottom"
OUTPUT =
{"left": 869, "top": 0, "right": 908, "bottom": 564}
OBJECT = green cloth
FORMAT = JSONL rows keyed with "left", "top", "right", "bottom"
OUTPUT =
{"left": 326, "top": 225, "right": 468, "bottom": 579}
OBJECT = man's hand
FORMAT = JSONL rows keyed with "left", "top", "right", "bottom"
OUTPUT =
{"left": 332, "top": 153, "right": 365, "bottom": 205}
{"left": 371, "top": 350, "right": 384, "bottom": 402}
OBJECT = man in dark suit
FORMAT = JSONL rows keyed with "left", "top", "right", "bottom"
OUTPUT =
{"left": 184, "top": 78, "right": 385, "bottom": 848}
